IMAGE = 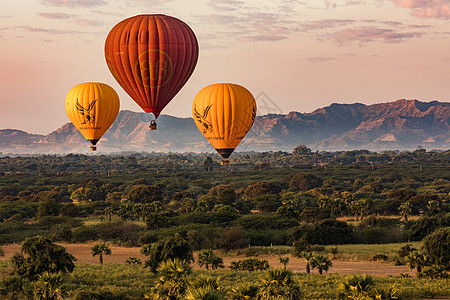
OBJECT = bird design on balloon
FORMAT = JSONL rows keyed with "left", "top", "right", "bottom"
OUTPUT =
{"left": 76, "top": 99, "right": 98, "bottom": 124}
{"left": 193, "top": 104, "right": 213, "bottom": 133}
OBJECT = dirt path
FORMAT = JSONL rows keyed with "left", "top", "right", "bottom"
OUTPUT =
{"left": 0, "top": 243, "right": 415, "bottom": 277}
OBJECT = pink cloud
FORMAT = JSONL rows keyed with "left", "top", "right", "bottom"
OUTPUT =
{"left": 238, "top": 34, "right": 286, "bottom": 42}
{"left": 73, "top": 18, "right": 104, "bottom": 27}
{"left": 302, "top": 19, "right": 355, "bottom": 31}
{"left": 18, "top": 26, "right": 83, "bottom": 35}
{"left": 37, "top": 12, "right": 72, "bottom": 19}
{"left": 393, "top": 0, "right": 450, "bottom": 19}
{"left": 41, "top": 0, "right": 107, "bottom": 7}
{"left": 324, "top": 26, "right": 424, "bottom": 45}
{"left": 306, "top": 56, "right": 337, "bottom": 63}
{"left": 207, "top": 0, "right": 244, "bottom": 11}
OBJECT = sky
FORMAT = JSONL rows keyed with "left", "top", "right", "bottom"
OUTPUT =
{"left": 0, "top": 0, "right": 449, "bottom": 134}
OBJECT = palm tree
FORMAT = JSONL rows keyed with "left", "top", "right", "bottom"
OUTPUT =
{"left": 399, "top": 201, "right": 412, "bottom": 222}
{"left": 31, "top": 271, "right": 66, "bottom": 300}
{"left": 310, "top": 255, "right": 332, "bottom": 275}
{"left": 279, "top": 256, "right": 290, "bottom": 269}
{"left": 104, "top": 206, "right": 113, "bottom": 222}
{"left": 197, "top": 250, "right": 224, "bottom": 270}
{"left": 407, "top": 250, "right": 431, "bottom": 275}
{"left": 259, "top": 268, "right": 301, "bottom": 299}
{"left": 301, "top": 251, "right": 315, "bottom": 274}
{"left": 338, "top": 274, "right": 374, "bottom": 300}
{"left": 185, "top": 276, "right": 225, "bottom": 300}
{"left": 91, "top": 243, "right": 111, "bottom": 265}
{"left": 185, "top": 287, "right": 224, "bottom": 300}
{"left": 330, "top": 247, "right": 339, "bottom": 259}
{"left": 146, "top": 258, "right": 192, "bottom": 300}
{"left": 229, "top": 284, "right": 259, "bottom": 300}
{"left": 0, "top": 275, "right": 26, "bottom": 300}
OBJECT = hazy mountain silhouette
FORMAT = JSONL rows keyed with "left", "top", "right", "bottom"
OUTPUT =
{"left": 1, "top": 99, "right": 448, "bottom": 154}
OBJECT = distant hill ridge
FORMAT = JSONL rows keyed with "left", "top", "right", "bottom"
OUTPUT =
{"left": 1, "top": 99, "right": 448, "bottom": 154}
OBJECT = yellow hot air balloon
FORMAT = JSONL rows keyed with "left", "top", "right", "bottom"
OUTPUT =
{"left": 192, "top": 83, "right": 256, "bottom": 165}
{"left": 65, "top": 82, "right": 120, "bottom": 151}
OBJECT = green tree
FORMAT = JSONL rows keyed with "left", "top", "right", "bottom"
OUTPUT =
{"left": 399, "top": 201, "right": 412, "bottom": 222}
{"left": 11, "top": 236, "right": 75, "bottom": 280}
{"left": 407, "top": 250, "right": 432, "bottom": 275}
{"left": 310, "top": 255, "right": 332, "bottom": 274}
{"left": 244, "top": 181, "right": 281, "bottom": 200}
{"left": 37, "top": 198, "right": 61, "bottom": 219}
{"left": 219, "top": 227, "right": 249, "bottom": 251}
{"left": 289, "top": 173, "right": 322, "bottom": 192}
{"left": 279, "top": 256, "right": 290, "bottom": 269}
{"left": 127, "top": 184, "right": 164, "bottom": 203}
{"left": 185, "top": 276, "right": 225, "bottom": 300}
{"left": 293, "top": 145, "right": 312, "bottom": 156}
{"left": 300, "top": 252, "right": 314, "bottom": 274}
{"left": 126, "top": 257, "right": 142, "bottom": 265}
{"left": 426, "top": 200, "right": 441, "bottom": 216}
{"left": 207, "top": 185, "right": 236, "bottom": 206}
{"left": 146, "top": 258, "right": 191, "bottom": 300}
{"left": 91, "top": 243, "right": 111, "bottom": 265}
{"left": 197, "top": 250, "right": 224, "bottom": 270}
{"left": 31, "top": 271, "right": 65, "bottom": 300}
{"left": 338, "top": 274, "right": 374, "bottom": 300}
{"left": 259, "top": 268, "right": 301, "bottom": 299}
{"left": 0, "top": 275, "right": 26, "bottom": 300}
{"left": 423, "top": 227, "right": 450, "bottom": 269}
{"left": 142, "top": 234, "right": 193, "bottom": 273}
{"left": 330, "top": 247, "right": 339, "bottom": 259}
{"left": 229, "top": 284, "right": 259, "bottom": 300}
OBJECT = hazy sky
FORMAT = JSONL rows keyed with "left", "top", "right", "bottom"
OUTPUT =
{"left": 1, "top": 0, "right": 449, "bottom": 134}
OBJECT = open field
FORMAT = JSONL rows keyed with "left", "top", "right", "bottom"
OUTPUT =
{"left": 1, "top": 243, "right": 416, "bottom": 277}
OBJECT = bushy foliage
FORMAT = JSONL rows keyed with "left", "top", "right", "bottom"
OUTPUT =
{"left": 289, "top": 219, "right": 353, "bottom": 245}
{"left": 197, "top": 250, "right": 224, "bottom": 270}
{"left": 11, "top": 236, "right": 76, "bottom": 280}
{"left": 142, "top": 234, "right": 193, "bottom": 273}
{"left": 404, "top": 213, "right": 450, "bottom": 241}
{"left": 289, "top": 173, "right": 322, "bottom": 192}
{"left": 229, "top": 258, "right": 269, "bottom": 272}
{"left": 422, "top": 227, "right": 450, "bottom": 269}
{"left": 244, "top": 181, "right": 282, "bottom": 200}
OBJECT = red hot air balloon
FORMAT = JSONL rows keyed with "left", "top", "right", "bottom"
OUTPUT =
{"left": 105, "top": 14, "right": 199, "bottom": 129}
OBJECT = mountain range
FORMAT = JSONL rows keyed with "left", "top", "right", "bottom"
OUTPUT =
{"left": 1, "top": 99, "right": 449, "bottom": 154}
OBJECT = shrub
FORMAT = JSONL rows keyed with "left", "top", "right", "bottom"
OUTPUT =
{"left": 229, "top": 258, "right": 269, "bottom": 272}
{"left": 219, "top": 227, "right": 249, "bottom": 251}
{"left": 197, "top": 250, "right": 224, "bottom": 270}
{"left": 369, "top": 254, "right": 389, "bottom": 261}
{"left": 142, "top": 234, "right": 193, "bottom": 273}
{"left": 244, "top": 229, "right": 288, "bottom": 246}
{"left": 11, "top": 236, "right": 76, "bottom": 280}
{"left": 422, "top": 227, "right": 450, "bottom": 269}
{"left": 289, "top": 219, "right": 353, "bottom": 245}
{"left": 71, "top": 290, "right": 127, "bottom": 300}
{"left": 289, "top": 173, "right": 322, "bottom": 192}
{"left": 404, "top": 213, "right": 449, "bottom": 241}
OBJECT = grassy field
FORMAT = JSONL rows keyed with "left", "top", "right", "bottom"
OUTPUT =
{"left": 1, "top": 242, "right": 448, "bottom": 299}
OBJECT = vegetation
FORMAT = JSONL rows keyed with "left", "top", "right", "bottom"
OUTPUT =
{"left": 0, "top": 147, "right": 448, "bottom": 298}
{"left": 91, "top": 243, "right": 111, "bottom": 265}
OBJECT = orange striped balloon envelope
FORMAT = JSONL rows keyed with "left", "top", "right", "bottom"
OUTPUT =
{"left": 104, "top": 14, "right": 199, "bottom": 129}
{"left": 192, "top": 83, "right": 257, "bottom": 165}
{"left": 65, "top": 82, "right": 120, "bottom": 151}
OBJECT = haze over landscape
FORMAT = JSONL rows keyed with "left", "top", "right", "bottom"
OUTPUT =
{"left": 1, "top": 0, "right": 449, "bottom": 136}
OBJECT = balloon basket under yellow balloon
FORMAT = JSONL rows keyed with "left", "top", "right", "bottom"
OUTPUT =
{"left": 221, "top": 160, "right": 230, "bottom": 166}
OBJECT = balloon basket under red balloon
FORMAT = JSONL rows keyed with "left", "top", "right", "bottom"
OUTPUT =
{"left": 90, "top": 146, "right": 97, "bottom": 151}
